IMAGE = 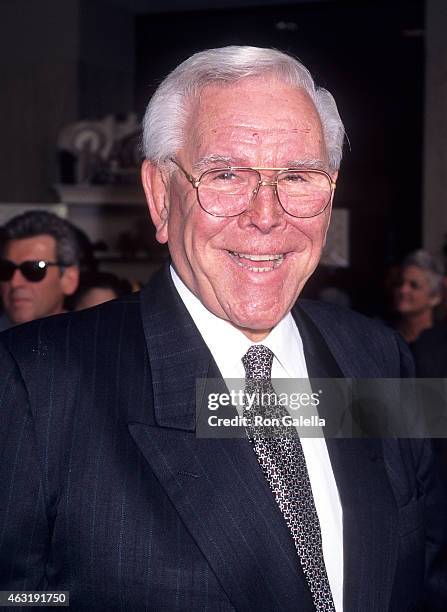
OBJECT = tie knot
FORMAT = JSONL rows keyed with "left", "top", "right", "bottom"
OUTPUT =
{"left": 242, "top": 345, "right": 274, "bottom": 380}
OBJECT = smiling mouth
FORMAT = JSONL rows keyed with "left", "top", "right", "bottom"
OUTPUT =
{"left": 229, "top": 251, "right": 285, "bottom": 272}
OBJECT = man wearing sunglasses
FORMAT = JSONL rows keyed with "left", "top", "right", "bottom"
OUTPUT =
{"left": 0, "top": 47, "right": 446, "bottom": 611}
{"left": 0, "top": 210, "right": 80, "bottom": 330}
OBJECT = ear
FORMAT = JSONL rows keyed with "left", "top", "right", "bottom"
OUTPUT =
{"left": 61, "top": 266, "right": 80, "bottom": 296}
{"left": 322, "top": 204, "right": 332, "bottom": 247}
{"left": 322, "top": 170, "right": 338, "bottom": 246}
{"left": 141, "top": 159, "right": 170, "bottom": 244}
{"left": 429, "top": 293, "right": 442, "bottom": 308}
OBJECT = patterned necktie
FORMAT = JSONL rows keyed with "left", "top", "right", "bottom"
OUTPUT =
{"left": 242, "top": 344, "right": 336, "bottom": 612}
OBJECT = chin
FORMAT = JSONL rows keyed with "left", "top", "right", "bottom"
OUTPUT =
{"left": 229, "top": 307, "right": 286, "bottom": 334}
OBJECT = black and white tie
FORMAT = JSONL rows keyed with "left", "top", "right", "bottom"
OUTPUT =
{"left": 242, "top": 344, "right": 335, "bottom": 612}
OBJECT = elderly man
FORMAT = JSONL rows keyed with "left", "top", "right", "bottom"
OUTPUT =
{"left": 0, "top": 47, "right": 446, "bottom": 611}
{"left": 0, "top": 210, "right": 80, "bottom": 330}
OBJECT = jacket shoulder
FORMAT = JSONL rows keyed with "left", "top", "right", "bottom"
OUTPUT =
{"left": 297, "top": 298, "right": 389, "bottom": 335}
{"left": 295, "top": 299, "right": 413, "bottom": 377}
{"left": 0, "top": 292, "right": 143, "bottom": 380}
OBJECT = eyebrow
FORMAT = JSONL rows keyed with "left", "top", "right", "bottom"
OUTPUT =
{"left": 193, "top": 156, "right": 327, "bottom": 172}
{"left": 285, "top": 159, "right": 326, "bottom": 170}
{"left": 193, "top": 155, "right": 238, "bottom": 172}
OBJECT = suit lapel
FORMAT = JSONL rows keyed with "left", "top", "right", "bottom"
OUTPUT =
{"left": 294, "top": 303, "right": 400, "bottom": 612}
{"left": 128, "top": 269, "right": 315, "bottom": 611}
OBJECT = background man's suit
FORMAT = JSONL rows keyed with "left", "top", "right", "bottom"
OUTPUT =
{"left": 1, "top": 267, "right": 446, "bottom": 611}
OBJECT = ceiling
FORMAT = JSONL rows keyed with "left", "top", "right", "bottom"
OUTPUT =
{"left": 107, "top": 0, "right": 328, "bottom": 14}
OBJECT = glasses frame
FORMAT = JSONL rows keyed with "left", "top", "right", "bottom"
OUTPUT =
{"left": 170, "top": 158, "right": 336, "bottom": 219}
{"left": 0, "top": 259, "right": 64, "bottom": 283}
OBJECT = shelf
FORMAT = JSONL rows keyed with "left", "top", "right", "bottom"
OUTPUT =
{"left": 54, "top": 183, "right": 146, "bottom": 205}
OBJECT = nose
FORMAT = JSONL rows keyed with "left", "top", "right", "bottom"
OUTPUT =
{"left": 238, "top": 180, "right": 285, "bottom": 233}
{"left": 398, "top": 282, "right": 410, "bottom": 294}
{"left": 9, "top": 268, "right": 28, "bottom": 287}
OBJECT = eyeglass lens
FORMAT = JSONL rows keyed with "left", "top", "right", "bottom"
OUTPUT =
{"left": 0, "top": 260, "right": 49, "bottom": 282}
{"left": 198, "top": 169, "right": 332, "bottom": 217}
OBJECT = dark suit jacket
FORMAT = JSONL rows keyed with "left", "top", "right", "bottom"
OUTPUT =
{"left": 412, "top": 325, "right": 447, "bottom": 507}
{"left": 0, "top": 268, "right": 446, "bottom": 611}
{"left": 413, "top": 325, "right": 447, "bottom": 378}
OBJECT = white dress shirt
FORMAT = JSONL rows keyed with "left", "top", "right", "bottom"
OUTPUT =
{"left": 171, "top": 266, "right": 344, "bottom": 611}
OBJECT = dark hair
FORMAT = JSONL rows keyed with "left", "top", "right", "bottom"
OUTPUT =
{"left": 73, "top": 271, "right": 132, "bottom": 307}
{"left": 1, "top": 210, "right": 81, "bottom": 266}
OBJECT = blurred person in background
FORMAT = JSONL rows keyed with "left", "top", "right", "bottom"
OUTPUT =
{"left": 0, "top": 210, "right": 80, "bottom": 331}
{"left": 410, "top": 248, "right": 447, "bottom": 491}
{"left": 392, "top": 249, "right": 443, "bottom": 346}
{"left": 413, "top": 324, "right": 447, "bottom": 378}
{"left": 73, "top": 270, "right": 132, "bottom": 310}
{"left": 413, "top": 308, "right": 447, "bottom": 489}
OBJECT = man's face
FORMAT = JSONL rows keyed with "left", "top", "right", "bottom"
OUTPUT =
{"left": 144, "top": 75, "right": 337, "bottom": 340}
{"left": 0, "top": 234, "right": 79, "bottom": 324}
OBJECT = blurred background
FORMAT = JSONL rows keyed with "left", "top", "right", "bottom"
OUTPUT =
{"left": 0, "top": 0, "right": 446, "bottom": 317}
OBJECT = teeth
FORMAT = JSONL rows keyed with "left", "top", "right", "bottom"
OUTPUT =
{"left": 229, "top": 251, "right": 285, "bottom": 272}
{"left": 231, "top": 252, "right": 283, "bottom": 261}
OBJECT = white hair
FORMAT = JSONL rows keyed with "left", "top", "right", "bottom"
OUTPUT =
{"left": 142, "top": 46, "right": 345, "bottom": 171}
{"left": 403, "top": 249, "right": 444, "bottom": 295}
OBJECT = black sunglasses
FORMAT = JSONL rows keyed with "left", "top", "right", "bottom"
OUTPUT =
{"left": 0, "top": 259, "right": 64, "bottom": 283}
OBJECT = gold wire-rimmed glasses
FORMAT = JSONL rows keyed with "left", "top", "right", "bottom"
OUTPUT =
{"left": 170, "top": 158, "right": 336, "bottom": 218}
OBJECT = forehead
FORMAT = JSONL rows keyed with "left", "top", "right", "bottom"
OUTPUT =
{"left": 401, "top": 265, "right": 432, "bottom": 287}
{"left": 183, "top": 75, "right": 326, "bottom": 166}
{"left": 4, "top": 234, "right": 57, "bottom": 261}
{"left": 403, "top": 265, "right": 427, "bottom": 279}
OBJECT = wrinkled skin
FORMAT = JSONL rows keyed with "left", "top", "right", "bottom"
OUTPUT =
{"left": 143, "top": 75, "right": 337, "bottom": 341}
